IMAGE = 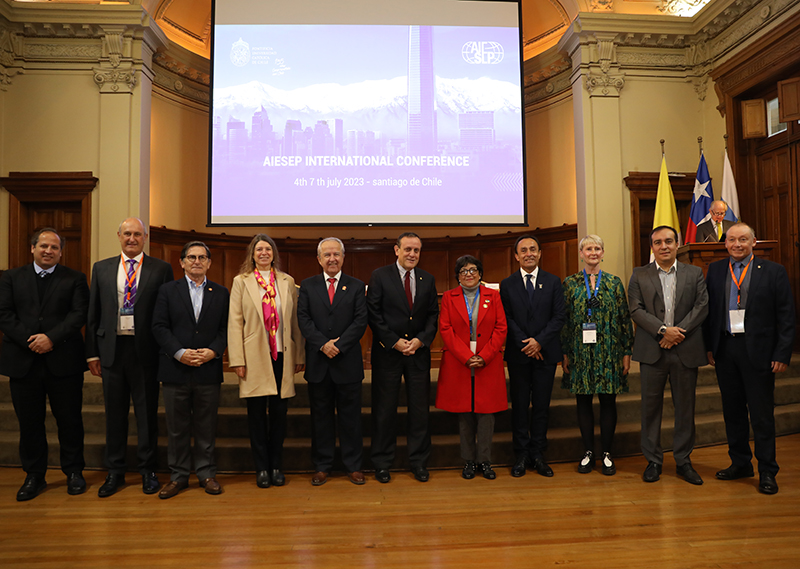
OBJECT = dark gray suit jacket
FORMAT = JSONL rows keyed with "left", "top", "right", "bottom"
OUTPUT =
{"left": 695, "top": 219, "right": 735, "bottom": 243}
{"left": 628, "top": 261, "right": 708, "bottom": 368}
{"left": 86, "top": 253, "right": 174, "bottom": 368}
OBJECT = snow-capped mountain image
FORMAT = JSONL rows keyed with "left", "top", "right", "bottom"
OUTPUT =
{"left": 213, "top": 76, "right": 522, "bottom": 141}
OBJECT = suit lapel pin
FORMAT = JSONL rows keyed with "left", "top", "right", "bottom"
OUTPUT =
{"left": 539, "top": 284, "right": 543, "bottom": 289}
{"left": 342, "top": 286, "right": 347, "bottom": 291}
{"left": 208, "top": 287, "right": 213, "bottom": 291}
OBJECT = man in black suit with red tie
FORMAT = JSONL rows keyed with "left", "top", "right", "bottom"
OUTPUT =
{"left": 0, "top": 228, "right": 89, "bottom": 501}
{"left": 704, "top": 222, "right": 795, "bottom": 494}
{"left": 500, "top": 235, "right": 566, "bottom": 478}
{"left": 86, "top": 217, "right": 174, "bottom": 497}
{"left": 367, "top": 232, "right": 439, "bottom": 483}
{"left": 152, "top": 241, "right": 229, "bottom": 499}
{"left": 298, "top": 237, "right": 368, "bottom": 486}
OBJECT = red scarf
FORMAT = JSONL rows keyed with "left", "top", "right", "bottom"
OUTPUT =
{"left": 254, "top": 268, "right": 280, "bottom": 361}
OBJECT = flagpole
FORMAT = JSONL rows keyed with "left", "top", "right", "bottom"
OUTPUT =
{"left": 660, "top": 139, "right": 665, "bottom": 156}
{"left": 723, "top": 133, "right": 728, "bottom": 151}
{"left": 697, "top": 136, "right": 703, "bottom": 158}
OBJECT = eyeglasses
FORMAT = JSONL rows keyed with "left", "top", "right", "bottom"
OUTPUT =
{"left": 710, "top": 210, "right": 726, "bottom": 218}
{"left": 185, "top": 255, "right": 209, "bottom": 262}
{"left": 459, "top": 268, "right": 479, "bottom": 276}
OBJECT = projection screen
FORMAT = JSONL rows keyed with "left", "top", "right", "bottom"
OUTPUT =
{"left": 208, "top": 0, "right": 526, "bottom": 226}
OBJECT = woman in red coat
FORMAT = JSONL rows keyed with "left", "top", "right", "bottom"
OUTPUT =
{"left": 435, "top": 255, "right": 508, "bottom": 479}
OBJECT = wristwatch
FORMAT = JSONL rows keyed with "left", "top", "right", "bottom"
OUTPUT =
{"left": 657, "top": 324, "right": 667, "bottom": 340}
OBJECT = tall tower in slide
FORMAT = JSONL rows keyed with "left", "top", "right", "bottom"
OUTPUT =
{"left": 407, "top": 25, "right": 437, "bottom": 155}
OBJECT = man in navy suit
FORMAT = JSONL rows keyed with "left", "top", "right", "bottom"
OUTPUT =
{"left": 367, "top": 232, "right": 439, "bottom": 483}
{"left": 0, "top": 228, "right": 89, "bottom": 501}
{"left": 152, "top": 241, "right": 229, "bottom": 499}
{"left": 298, "top": 238, "right": 368, "bottom": 486}
{"left": 500, "top": 235, "right": 566, "bottom": 478}
{"left": 86, "top": 217, "right": 174, "bottom": 497}
{"left": 704, "top": 223, "right": 794, "bottom": 494}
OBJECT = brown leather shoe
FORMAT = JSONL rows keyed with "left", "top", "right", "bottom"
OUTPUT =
{"left": 348, "top": 471, "right": 366, "bottom": 485}
{"left": 311, "top": 471, "right": 328, "bottom": 486}
{"left": 158, "top": 480, "right": 188, "bottom": 500}
{"left": 200, "top": 477, "right": 222, "bottom": 495}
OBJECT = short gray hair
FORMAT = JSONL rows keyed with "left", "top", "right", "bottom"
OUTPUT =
{"left": 317, "top": 237, "right": 345, "bottom": 257}
{"left": 579, "top": 234, "right": 604, "bottom": 251}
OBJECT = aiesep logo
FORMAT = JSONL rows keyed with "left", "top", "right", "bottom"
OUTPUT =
{"left": 462, "top": 41, "right": 504, "bottom": 64}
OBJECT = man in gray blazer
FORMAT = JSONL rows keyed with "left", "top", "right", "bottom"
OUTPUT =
{"left": 628, "top": 226, "right": 708, "bottom": 485}
{"left": 695, "top": 200, "right": 735, "bottom": 243}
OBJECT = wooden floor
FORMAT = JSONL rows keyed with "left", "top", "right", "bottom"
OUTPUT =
{"left": 1, "top": 435, "right": 799, "bottom": 568}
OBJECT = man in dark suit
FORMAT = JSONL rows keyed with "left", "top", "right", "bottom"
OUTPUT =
{"left": 86, "top": 217, "right": 174, "bottom": 497}
{"left": 500, "top": 235, "right": 565, "bottom": 478}
{"left": 298, "top": 237, "right": 368, "bottom": 486}
{"left": 152, "top": 241, "right": 229, "bottom": 499}
{"left": 628, "top": 225, "right": 708, "bottom": 485}
{"left": 695, "top": 200, "right": 735, "bottom": 243}
{"left": 367, "top": 232, "right": 439, "bottom": 483}
{"left": 0, "top": 228, "right": 89, "bottom": 501}
{"left": 704, "top": 222, "right": 794, "bottom": 494}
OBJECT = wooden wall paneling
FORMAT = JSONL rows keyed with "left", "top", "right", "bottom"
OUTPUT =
{"left": 778, "top": 77, "right": 800, "bottom": 122}
{"left": 479, "top": 245, "right": 512, "bottom": 284}
{"left": 0, "top": 172, "right": 96, "bottom": 277}
{"left": 741, "top": 99, "right": 767, "bottom": 139}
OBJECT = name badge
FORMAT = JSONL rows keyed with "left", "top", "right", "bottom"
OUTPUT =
{"left": 120, "top": 307, "right": 135, "bottom": 331}
{"left": 469, "top": 341, "right": 477, "bottom": 354}
{"left": 582, "top": 323, "right": 597, "bottom": 344}
{"left": 729, "top": 309, "right": 745, "bottom": 334}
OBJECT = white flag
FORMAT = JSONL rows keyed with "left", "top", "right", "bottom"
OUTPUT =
{"left": 721, "top": 151, "right": 740, "bottom": 222}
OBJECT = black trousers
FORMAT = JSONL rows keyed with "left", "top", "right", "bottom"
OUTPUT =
{"left": 102, "top": 336, "right": 160, "bottom": 475}
{"left": 163, "top": 380, "right": 221, "bottom": 482}
{"left": 507, "top": 360, "right": 556, "bottom": 461}
{"left": 246, "top": 353, "right": 288, "bottom": 472}
{"left": 370, "top": 352, "right": 431, "bottom": 470}
{"left": 10, "top": 369, "right": 84, "bottom": 476}
{"left": 715, "top": 333, "right": 778, "bottom": 475}
{"left": 308, "top": 373, "right": 363, "bottom": 473}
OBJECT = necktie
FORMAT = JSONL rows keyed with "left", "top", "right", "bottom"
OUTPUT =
{"left": 124, "top": 259, "right": 137, "bottom": 308}
{"left": 39, "top": 271, "right": 48, "bottom": 279}
{"left": 404, "top": 271, "right": 413, "bottom": 309}
{"left": 525, "top": 273, "right": 535, "bottom": 305}
{"left": 328, "top": 277, "right": 336, "bottom": 304}
{"left": 717, "top": 222, "right": 723, "bottom": 241}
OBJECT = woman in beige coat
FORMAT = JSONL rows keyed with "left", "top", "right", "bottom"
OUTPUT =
{"left": 228, "top": 234, "right": 304, "bottom": 488}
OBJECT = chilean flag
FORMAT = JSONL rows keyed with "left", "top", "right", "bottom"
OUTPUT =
{"left": 685, "top": 153, "right": 714, "bottom": 244}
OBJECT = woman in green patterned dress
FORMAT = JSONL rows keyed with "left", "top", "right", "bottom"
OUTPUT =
{"left": 561, "top": 235, "right": 633, "bottom": 475}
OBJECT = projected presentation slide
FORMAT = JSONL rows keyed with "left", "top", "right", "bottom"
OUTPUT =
{"left": 209, "top": 23, "right": 525, "bottom": 225}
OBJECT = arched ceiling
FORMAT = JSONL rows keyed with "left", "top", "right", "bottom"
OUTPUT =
{"left": 140, "top": 0, "right": 591, "bottom": 60}
{"left": 23, "top": 0, "right": 679, "bottom": 60}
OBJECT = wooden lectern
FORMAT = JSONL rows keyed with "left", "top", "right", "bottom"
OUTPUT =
{"left": 677, "top": 240, "right": 778, "bottom": 277}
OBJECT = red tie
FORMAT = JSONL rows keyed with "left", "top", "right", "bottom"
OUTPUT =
{"left": 327, "top": 278, "right": 336, "bottom": 304}
{"left": 404, "top": 271, "right": 413, "bottom": 309}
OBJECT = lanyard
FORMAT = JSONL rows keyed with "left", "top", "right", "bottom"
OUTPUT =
{"left": 583, "top": 269, "right": 602, "bottom": 318}
{"left": 122, "top": 254, "right": 142, "bottom": 306}
{"left": 463, "top": 290, "right": 480, "bottom": 336}
{"left": 728, "top": 258, "right": 752, "bottom": 308}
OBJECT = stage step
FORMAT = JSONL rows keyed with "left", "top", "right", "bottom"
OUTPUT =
{"left": 1, "top": 360, "right": 799, "bottom": 474}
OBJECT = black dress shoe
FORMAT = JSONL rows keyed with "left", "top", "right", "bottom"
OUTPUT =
{"left": 511, "top": 457, "right": 527, "bottom": 477}
{"left": 531, "top": 458, "right": 553, "bottom": 477}
{"left": 601, "top": 452, "right": 616, "bottom": 476}
{"left": 411, "top": 466, "right": 429, "bottom": 482}
{"left": 256, "top": 470, "right": 271, "bottom": 488}
{"left": 676, "top": 463, "right": 703, "bottom": 485}
{"left": 642, "top": 461, "right": 662, "bottom": 483}
{"left": 462, "top": 461, "right": 476, "bottom": 480}
{"left": 479, "top": 462, "right": 496, "bottom": 480}
{"left": 758, "top": 472, "right": 779, "bottom": 495}
{"left": 577, "top": 451, "right": 594, "bottom": 474}
{"left": 98, "top": 473, "right": 125, "bottom": 498}
{"left": 375, "top": 469, "right": 391, "bottom": 483}
{"left": 67, "top": 473, "right": 86, "bottom": 495}
{"left": 142, "top": 472, "right": 161, "bottom": 494}
{"left": 715, "top": 464, "right": 754, "bottom": 480}
{"left": 16, "top": 475, "right": 46, "bottom": 502}
{"left": 270, "top": 469, "right": 285, "bottom": 487}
